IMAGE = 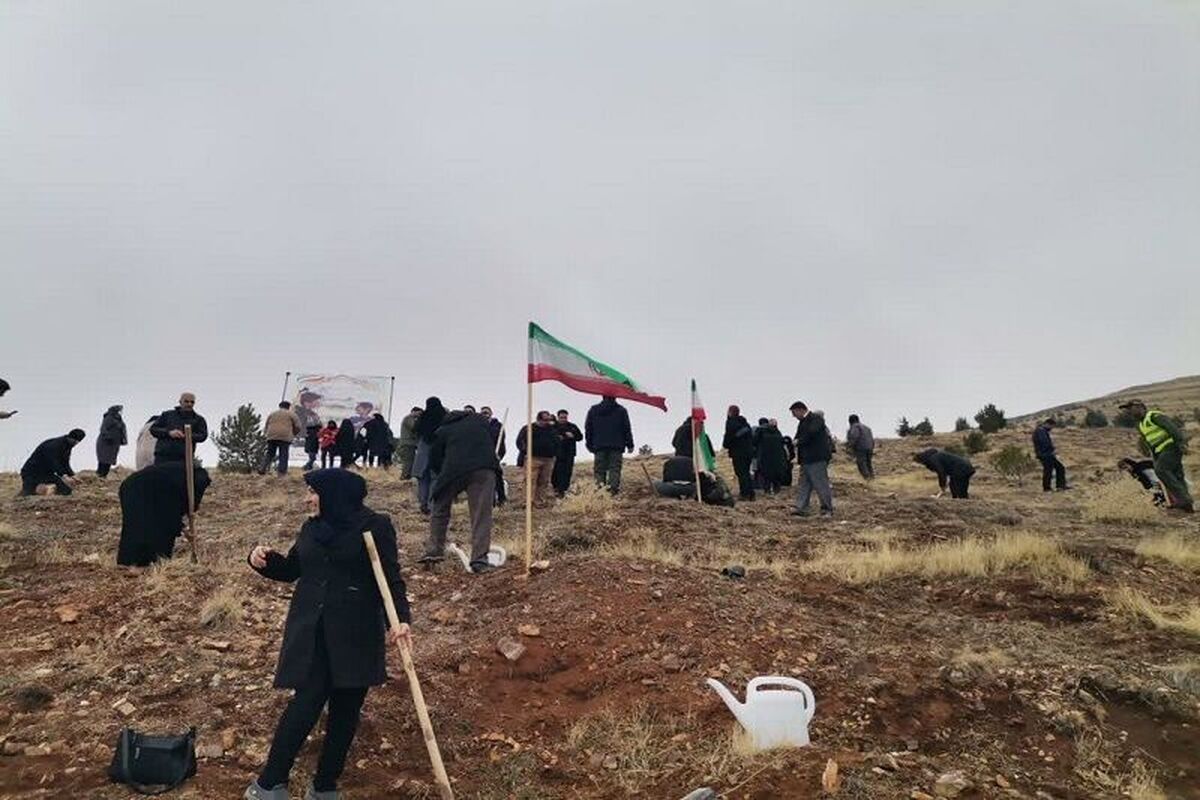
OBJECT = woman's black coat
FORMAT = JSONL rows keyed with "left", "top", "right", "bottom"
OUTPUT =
{"left": 116, "top": 462, "right": 211, "bottom": 566}
{"left": 335, "top": 420, "right": 357, "bottom": 459}
{"left": 722, "top": 415, "right": 755, "bottom": 458}
{"left": 250, "top": 509, "right": 411, "bottom": 689}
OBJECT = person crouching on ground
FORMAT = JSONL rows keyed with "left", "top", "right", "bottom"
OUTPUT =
{"left": 244, "top": 469, "right": 411, "bottom": 800}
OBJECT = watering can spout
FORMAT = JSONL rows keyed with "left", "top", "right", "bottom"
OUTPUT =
{"left": 705, "top": 678, "right": 750, "bottom": 728}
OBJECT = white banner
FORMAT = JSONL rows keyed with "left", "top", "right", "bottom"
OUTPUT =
{"left": 292, "top": 374, "right": 392, "bottom": 433}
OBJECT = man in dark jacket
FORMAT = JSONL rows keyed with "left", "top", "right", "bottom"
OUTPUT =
{"left": 1032, "top": 418, "right": 1067, "bottom": 492}
{"left": 914, "top": 448, "right": 976, "bottom": 498}
{"left": 364, "top": 413, "right": 394, "bottom": 469}
{"left": 790, "top": 401, "right": 834, "bottom": 516}
{"left": 722, "top": 406, "right": 756, "bottom": 500}
{"left": 21, "top": 429, "right": 86, "bottom": 496}
{"left": 422, "top": 410, "right": 500, "bottom": 572}
{"left": 846, "top": 414, "right": 876, "bottom": 480}
{"left": 150, "top": 393, "right": 208, "bottom": 463}
{"left": 551, "top": 409, "right": 583, "bottom": 497}
{"left": 517, "top": 411, "right": 560, "bottom": 505}
{"left": 585, "top": 396, "right": 634, "bottom": 494}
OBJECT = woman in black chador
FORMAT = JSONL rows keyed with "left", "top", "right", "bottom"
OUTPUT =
{"left": 243, "top": 469, "right": 411, "bottom": 800}
{"left": 115, "top": 462, "right": 210, "bottom": 566}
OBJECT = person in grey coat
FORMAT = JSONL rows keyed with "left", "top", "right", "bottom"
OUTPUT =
{"left": 96, "top": 405, "right": 128, "bottom": 478}
{"left": 846, "top": 414, "right": 875, "bottom": 480}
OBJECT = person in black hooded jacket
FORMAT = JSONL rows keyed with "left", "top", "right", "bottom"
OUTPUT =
{"left": 913, "top": 448, "right": 976, "bottom": 499}
{"left": 364, "top": 413, "right": 394, "bottom": 469}
{"left": 116, "top": 461, "right": 211, "bottom": 565}
{"left": 245, "top": 469, "right": 410, "bottom": 800}
{"left": 411, "top": 397, "right": 447, "bottom": 514}
{"left": 335, "top": 419, "right": 357, "bottom": 469}
{"left": 753, "top": 418, "right": 788, "bottom": 495}
{"left": 722, "top": 405, "right": 756, "bottom": 500}
{"left": 21, "top": 429, "right": 86, "bottom": 496}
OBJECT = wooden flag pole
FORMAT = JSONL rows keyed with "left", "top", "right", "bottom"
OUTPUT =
{"left": 183, "top": 424, "right": 199, "bottom": 563}
{"left": 692, "top": 419, "right": 703, "bottom": 503}
{"left": 524, "top": 385, "right": 534, "bottom": 576}
{"left": 362, "top": 532, "right": 454, "bottom": 800}
{"left": 280, "top": 371, "right": 291, "bottom": 403}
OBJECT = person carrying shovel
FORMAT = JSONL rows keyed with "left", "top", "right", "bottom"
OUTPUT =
{"left": 244, "top": 469, "right": 412, "bottom": 800}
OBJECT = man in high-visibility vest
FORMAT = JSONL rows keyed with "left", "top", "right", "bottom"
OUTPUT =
{"left": 1118, "top": 400, "right": 1192, "bottom": 513}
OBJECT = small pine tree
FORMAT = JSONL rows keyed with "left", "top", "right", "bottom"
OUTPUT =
{"left": 637, "top": 444, "right": 653, "bottom": 456}
{"left": 963, "top": 430, "right": 989, "bottom": 454}
{"left": 974, "top": 403, "right": 1007, "bottom": 434}
{"left": 954, "top": 417, "right": 971, "bottom": 432}
{"left": 896, "top": 417, "right": 912, "bottom": 437}
{"left": 989, "top": 444, "right": 1036, "bottom": 486}
{"left": 1083, "top": 408, "right": 1109, "bottom": 428}
{"left": 912, "top": 417, "right": 934, "bottom": 437}
{"left": 215, "top": 404, "right": 267, "bottom": 473}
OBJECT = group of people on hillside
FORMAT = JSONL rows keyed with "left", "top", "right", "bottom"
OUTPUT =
{"left": 262, "top": 401, "right": 397, "bottom": 476}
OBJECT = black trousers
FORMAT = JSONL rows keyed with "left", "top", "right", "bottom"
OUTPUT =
{"left": 949, "top": 471, "right": 973, "bottom": 499}
{"left": 854, "top": 451, "right": 874, "bottom": 480}
{"left": 259, "top": 631, "right": 368, "bottom": 793}
{"left": 97, "top": 462, "right": 113, "bottom": 478}
{"left": 552, "top": 456, "right": 575, "bottom": 496}
{"left": 261, "top": 442, "right": 290, "bottom": 474}
{"left": 321, "top": 449, "right": 336, "bottom": 468}
{"left": 1040, "top": 456, "right": 1067, "bottom": 491}
{"left": 731, "top": 452, "right": 755, "bottom": 499}
{"left": 20, "top": 471, "right": 71, "bottom": 496}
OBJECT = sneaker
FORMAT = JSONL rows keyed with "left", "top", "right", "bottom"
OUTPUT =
{"left": 245, "top": 780, "right": 290, "bottom": 800}
{"left": 471, "top": 561, "right": 496, "bottom": 574}
{"left": 304, "top": 785, "right": 341, "bottom": 800}
{"left": 819, "top": 509, "right": 834, "bottom": 517}
{"left": 790, "top": 510, "right": 810, "bottom": 518}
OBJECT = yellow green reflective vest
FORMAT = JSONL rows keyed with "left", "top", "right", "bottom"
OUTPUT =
{"left": 1139, "top": 410, "right": 1175, "bottom": 454}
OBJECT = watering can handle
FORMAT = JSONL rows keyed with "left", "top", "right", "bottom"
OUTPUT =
{"left": 747, "top": 676, "right": 816, "bottom": 712}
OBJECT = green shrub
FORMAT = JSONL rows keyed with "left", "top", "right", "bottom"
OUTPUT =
{"left": 989, "top": 445, "right": 1036, "bottom": 485}
{"left": 1083, "top": 408, "right": 1109, "bottom": 428}
{"left": 954, "top": 417, "right": 971, "bottom": 432}
{"left": 214, "top": 404, "right": 267, "bottom": 473}
{"left": 896, "top": 417, "right": 912, "bottom": 437}
{"left": 912, "top": 417, "right": 934, "bottom": 437}
{"left": 963, "top": 430, "right": 989, "bottom": 454}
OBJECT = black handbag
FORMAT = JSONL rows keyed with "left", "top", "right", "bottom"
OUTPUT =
{"left": 107, "top": 726, "right": 197, "bottom": 795}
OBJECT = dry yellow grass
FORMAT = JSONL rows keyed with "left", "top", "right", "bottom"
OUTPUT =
{"left": 199, "top": 586, "right": 245, "bottom": 628}
{"left": 1109, "top": 587, "right": 1200, "bottom": 639}
{"left": 1163, "top": 659, "right": 1200, "bottom": 697}
{"left": 0, "top": 520, "right": 18, "bottom": 541}
{"left": 1081, "top": 480, "right": 1159, "bottom": 524}
{"left": 601, "top": 527, "right": 683, "bottom": 566}
{"left": 949, "top": 647, "right": 1013, "bottom": 679}
{"left": 1126, "top": 762, "right": 1167, "bottom": 800}
{"left": 143, "top": 557, "right": 198, "bottom": 593}
{"left": 1135, "top": 533, "right": 1200, "bottom": 570}
{"left": 33, "top": 540, "right": 74, "bottom": 565}
{"left": 566, "top": 704, "right": 791, "bottom": 794}
{"left": 800, "top": 531, "right": 1090, "bottom": 588}
{"left": 556, "top": 480, "right": 618, "bottom": 518}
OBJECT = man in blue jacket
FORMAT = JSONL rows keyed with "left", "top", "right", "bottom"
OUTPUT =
{"left": 1032, "top": 418, "right": 1068, "bottom": 492}
{"left": 585, "top": 396, "right": 634, "bottom": 494}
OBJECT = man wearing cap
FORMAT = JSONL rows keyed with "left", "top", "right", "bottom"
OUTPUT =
{"left": 150, "top": 393, "right": 209, "bottom": 464}
{"left": 20, "top": 429, "right": 86, "bottom": 496}
{"left": 1119, "top": 400, "right": 1192, "bottom": 512}
{"left": 260, "top": 400, "right": 302, "bottom": 475}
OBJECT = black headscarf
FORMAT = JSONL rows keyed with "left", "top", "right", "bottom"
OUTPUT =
{"left": 413, "top": 396, "right": 447, "bottom": 443}
{"left": 304, "top": 468, "right": 368, "bottom": 544}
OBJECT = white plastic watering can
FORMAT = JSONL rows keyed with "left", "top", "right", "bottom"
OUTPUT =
{"left": 446, "top": 542, "right": 508, "bottom": 572}
{"left": 706, "top": 676, "right": 816, "bottom": 751}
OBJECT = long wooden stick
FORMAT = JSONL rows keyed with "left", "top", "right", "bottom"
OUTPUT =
{"left": 494, "top": 408, "right": 509, "bottom": 457}
{"left": 183, "top": 425, "right": 198, "bottom": 563}
{"left": 362, "top": 531, "right": 454, "bottom": 800}
{"left": 524, "top": 385, "right": 534, "bottom": 576}
{"left": 638, "top": 460, "right": 657, "bottom": 495}
{"left": 691, "top": 418, "right": 703, "bottom": 503}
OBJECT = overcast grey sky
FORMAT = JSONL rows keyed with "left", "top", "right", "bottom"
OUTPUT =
{"left": 2, "top": 1, "right": 1197, "bottom": 470}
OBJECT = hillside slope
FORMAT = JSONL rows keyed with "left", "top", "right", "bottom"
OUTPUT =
{"left": 1, "top": 425, "right": 1199, "bottom": 798}
{"left": 1012, "top": 374, "right": 1200, "bottom": 424}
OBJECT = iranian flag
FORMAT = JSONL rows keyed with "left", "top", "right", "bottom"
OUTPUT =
{"left": 690, "top": 379, "right": 717, "bottom": 472}
{"left": 528, "top": 322, "right": 667, "bottom": 411}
